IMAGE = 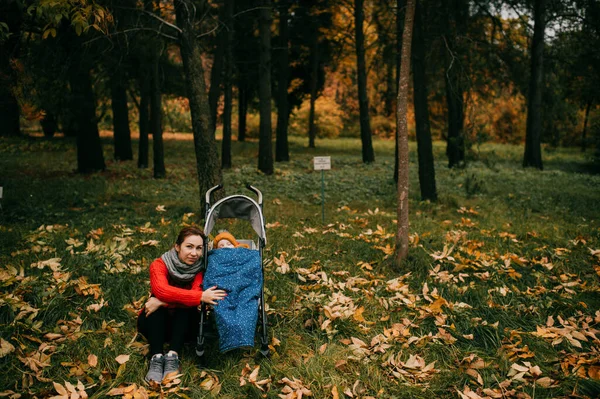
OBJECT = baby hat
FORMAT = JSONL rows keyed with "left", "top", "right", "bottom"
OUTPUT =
{"left": 213, "top": 231, "right": 240, "bottom": 248}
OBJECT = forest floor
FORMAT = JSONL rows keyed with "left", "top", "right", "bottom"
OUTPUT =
{"left": 0, "top": 134, "right": 599, "bottom": 399}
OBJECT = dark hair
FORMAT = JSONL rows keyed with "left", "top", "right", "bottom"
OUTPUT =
{"left": 175, "top": 226, "right": 206, "bottom": 246}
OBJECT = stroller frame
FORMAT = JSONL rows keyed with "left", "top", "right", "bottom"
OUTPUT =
{"left": 196, "top": 184, "right": 270, "bottom": 361}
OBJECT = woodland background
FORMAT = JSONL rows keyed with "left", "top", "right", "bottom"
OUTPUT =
{"left": 0, "top": 0, "right": 599, "bottom": 398}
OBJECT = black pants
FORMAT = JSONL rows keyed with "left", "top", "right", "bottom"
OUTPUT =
{"left": 137, "top": 306, "right": 199, "bottom": 356}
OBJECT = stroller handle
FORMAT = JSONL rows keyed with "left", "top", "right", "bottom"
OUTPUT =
{"left": 205, "top": 184, "right": 223, "bottom": 207}
{"left": 246, "top": 184, "right": 263, "bottom": 206}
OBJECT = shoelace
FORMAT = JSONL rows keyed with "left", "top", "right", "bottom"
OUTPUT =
{"left": 164, "top": 356, "right": 178, "bottom": 371}
{"left": 149, "top": 357, "right": 163, "bottom": 372}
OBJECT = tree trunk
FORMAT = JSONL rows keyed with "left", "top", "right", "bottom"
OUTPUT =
{"left": 238, "top": 83, "right": 247, "bottom": 141}
{"left": 395, "top": 0, "right": 415, "bottom": 266}
{"left": 111, "top": 73, "right": 134, "bottom": 161}
{"left": 258, "top": 0, "right": 274, "bottom": 175}
{"left": 174, "top": 0, "right": 223, "bottom": 211}
{"left": 581, "top": 100, "right": 592, "bottom": 152}
{"left": 0, "top": 2, "right": 21, "bottom": 137}
{"left": 209, "top": 7, "right": 226, "bottom": 135}
{"left": 138, "top": 81, "right": 150, "bottom": 168}
{"left": 62, "top": 115, "right": 78, "bottom": 138}
{"left": 355, "top": 0, "right": 375, "bottom": 163}
{"left": 412, "top": 1, "right": 437, "bottom": 201}
{"left": 275, "top": 0, "right": 290, "bottom": 161}
{"left": 394, "top": 0, "right": 405, "bottom": 183}
{"left": 443, "top": 0, "right": 466, "bottom": 169}
{"left": 0, "top": 90, "right": 20, "bottom": 137}
{"left": 444, "top": 73, "right": 465, "bottom": 168}
{"left": 150, "top": 52, "right": 165, "bottom": 178}
{"left": 373, "top": 6, "right": 395, "bottom": 117}
{"left": 523, "top": 0, "right": 546, "bottom": 170}
{"left": 221, "top": 0, "right": 234, "bottom": 169}
{"left": 40, "top": 112, "right": 57, "bottom": 138}
{"left": 68, "top": 65, "right": 105, "bottom": 173}
{"left": 308, "top": 33, "right": 319, "bottom": 149}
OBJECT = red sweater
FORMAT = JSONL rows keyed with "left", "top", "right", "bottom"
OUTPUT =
{"left": 149, "top": 258, "right": 204, "bottom": 307}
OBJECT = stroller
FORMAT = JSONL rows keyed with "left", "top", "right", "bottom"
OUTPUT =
{"left": 196, "top": 184, "right": 269, "bottom": 361}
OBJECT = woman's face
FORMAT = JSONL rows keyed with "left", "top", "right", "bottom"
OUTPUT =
{"left": 175, "top": 235, "right": 203, "bottom": 265}
{"left": 218, "top": 239, "right": 235, "bottom": 249}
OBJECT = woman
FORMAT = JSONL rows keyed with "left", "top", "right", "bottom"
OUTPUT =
{"left": 138, "top": 226, "right": 227, "bottom": 383}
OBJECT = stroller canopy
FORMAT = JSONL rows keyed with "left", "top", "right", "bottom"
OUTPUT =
{"left": 204, "top": 195, "right": 267, "bottom": 243}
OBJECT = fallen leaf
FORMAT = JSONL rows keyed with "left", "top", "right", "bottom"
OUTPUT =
{"left": 115, "top": 354, "right": 130, "bottom": 365}
{"left": 0, "top": 338, "right": 15, "bottom": 358}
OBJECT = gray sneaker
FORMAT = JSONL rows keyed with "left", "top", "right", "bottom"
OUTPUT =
{"left": 163, "top": 352, "right": 180, "bottom": 380}
{"left": 145, "top": 354, "right": 164, "bottom": 383}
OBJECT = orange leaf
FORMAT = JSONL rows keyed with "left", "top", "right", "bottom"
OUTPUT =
{"left": 88, "top": 354, "right": 98, "bottom": 367}
{"left": 115, "top": 354, "right": 130, "bottom": 364}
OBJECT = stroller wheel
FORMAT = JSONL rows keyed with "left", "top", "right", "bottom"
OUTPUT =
{"left": 196, "top": 352, "right": 207, "bottom": 369}
{"left": 259, "top": 345, "right": 270, "bottom": 358}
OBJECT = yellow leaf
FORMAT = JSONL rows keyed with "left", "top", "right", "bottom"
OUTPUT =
{"left": 87, "top": 354, "right": 97, "bottom": 367}
{"left": 53, "top": 382, "right": 68, "bottom": 396}
{"left": 352, "top": 307, "right": 365, "bottom": 322}
{"left": 535, "top": 377, "right": 553, "bottom": 387}
{"left": 429, "top": 297, "right": 448, "bottom": 314}
{"left": 331, "top": 385, "right": 339, "bottom": 399}
{"left": 115, "top": 354, "right": 130, "bottom": 364}
{"left": 318, "top": 344, "right": 327, "bottom": 354}
{"left": 0, "top": 338, "right": 15, "bottom": 358}
{"left": 588, "top": 365, "right": 600, "bottom": 380}
{"left": 466, "top": 368, "right": 483, "bottom": 385}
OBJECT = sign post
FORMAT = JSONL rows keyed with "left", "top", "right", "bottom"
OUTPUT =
{"left": 313, "top": 156, "right": 331, "bottom": 223}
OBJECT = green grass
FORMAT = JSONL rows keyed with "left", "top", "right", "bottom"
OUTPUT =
{"left": 1, "top": 134, "right": 599, "bottom": 398}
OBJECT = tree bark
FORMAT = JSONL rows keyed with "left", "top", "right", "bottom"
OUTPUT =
{"left": 209, "top": 5, "right": 226, "bottom": 135}
{"left": 111, "top": 73, "right": 134, "bottom": 161}
{"left": 275, "top": 0, "right": 290, "bottom": 161}
{"left": 444, "top": 71, "right": 465, "bottom": 168}
{"left": 0, "top": 89, "right": 20, "bottom": 137}
{"left": 412, "top": 1, "right": 437, "bottom": 201}
{"left": 221, "top": 0, "right": 234, "bottom": 169}
{"left": 150, "top": 51, "right": 165, "bottom": 178}
{"left": 68, "top": 64, "right": 106, "bottom": 173}
{"left": 0, "top": 1, "right": 21, "bottom": 137}
{"left": 258, "top": 0, "right": 274, "bottom": 175}
{"left": 394, "top": 0, "right": 404, "bottom": 183}
{"left": 373, "top": 6, "right": 395, "bottom": 117}
{"left": 308, "top": 32, "right": 319, "bottom": 149}
{"left": 581, "top": 100, "right": 592, "bottom": 152}
{"left": 238, "top": 82, "right": 247, "bottom": 141}
{"left": 395, "top": 0, "right": 415, "bottom": 266}
{"left": 355, "top": 0, "right": 375, "bottom": 163}
{"left": 138, "top": 81, "right": 150, "bottom": 168}
{"left": 523, "top": 0, "right": 546, "bottom": 170}
{"left": 442, "top": 0, "right": 466, "bottom": 169}
{"left": 40, "top": 112, "right": 58, "bottom": 138}
{"left": 174, "top": 0, "right": 223, "bottom": 211}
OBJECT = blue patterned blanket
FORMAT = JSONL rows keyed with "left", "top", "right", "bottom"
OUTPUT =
{"left": 203, "top": 247, "right": 262, "bottom": 352}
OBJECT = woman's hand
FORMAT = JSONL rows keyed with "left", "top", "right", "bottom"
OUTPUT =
{"left": 144, "top": 296, "right": 166, "bottom": 316}
{"left": 201, "top": 286, "right": 227, "bottom": 305}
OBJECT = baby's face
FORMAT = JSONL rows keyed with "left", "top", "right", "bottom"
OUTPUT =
{"left": 218, "top": 239, "right": 235, "bottom": 249}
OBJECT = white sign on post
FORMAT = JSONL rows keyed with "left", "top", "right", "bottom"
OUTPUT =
{"left": 0, "top": 186, "right": 3, "bottom": 199}
{"left": 313, "top": 156, "right": 331, "bottom": 170}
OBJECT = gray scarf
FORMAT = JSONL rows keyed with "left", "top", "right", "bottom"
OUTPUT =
{"left": 161, "top": 248, "right": 203, "bottom": 285}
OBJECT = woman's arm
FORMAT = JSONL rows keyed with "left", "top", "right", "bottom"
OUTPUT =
{"left": 149, "top": 258, "right": 203, "bottom": 307}
{"left": 189, "top": 271, "right": 203, "bottom": 292}
{"left": 144, "top": 296, "right": 166, "bottom": 316}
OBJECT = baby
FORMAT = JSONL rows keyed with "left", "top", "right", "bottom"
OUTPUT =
{"left": 213, "top": 232, "right": 249, "bottom": 249}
